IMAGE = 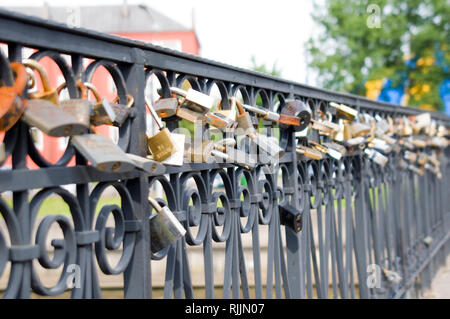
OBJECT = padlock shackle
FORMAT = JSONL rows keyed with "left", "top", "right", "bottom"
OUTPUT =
{"left": 235, "top": 99, "right": 246, "bottom": 116}
{"left": 22, "top": 59, "right": 53, "bottom": 93}
{"left": 113, "top": 94, "right": 134, "bottom": 108}
{"left": 241, "top": 103, "right": 268, "bottom": 116}
{"left": 83, "top": 82, "right": 103, "bottom": 102}
{"left": 144, "top": 97, "right": 164, "bottom": 130}
{"left": 169, "top": 87, "right": 187, "bottom": 98}
{"left": 148, "top": 196, "right": 163, "bottom": 213}
{"left": 56, "top": 80, "right": 88, "bottom": 99}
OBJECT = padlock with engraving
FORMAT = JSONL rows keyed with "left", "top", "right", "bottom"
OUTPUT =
{"left": 235, "top": 100, "right": 284, "bottom": 159}
{"left": 309, "top": 141, "right": 342, "bottom": 160}
{"left": 205, "top": 112, "right": 237, "bottom": 132}
{"left": 279, "top": 202, "right": 302, "bottom": 232}
{"left": 170, "top": 87, "right": 214, "bottom": 114}
{"left": 71, "top": 134, "right": 135, "bottom": 172}
{"left": 147, "top": 134, "right": 185, "bottom": 167}
{"left": 364, "top": 148, "right": 388, "bottom": 167}
{"left": 0, "top": 62, "right": 27, "bottom": 132}
{"left": 125, "top": 153, "right": 166, "bottom": 175}
{"left": 329, "top": 102, "right": 358, "bottom": 121}
{"left": 145, "top": 97, "right": 178, "bottom": 162}
{"left": 56, "top": 81, "right": 91, "bottom": 129}
{"left": 148, "top": 196, "right": 186, "bottom": 253}
{"left": 296, "top": 144, "right": 324, "bottom": 160}
{"left": 22, "top": 59, "right": 59, "bottom": 105}
{"left": 213, "top": 138, "right": 257, "bottom": 170}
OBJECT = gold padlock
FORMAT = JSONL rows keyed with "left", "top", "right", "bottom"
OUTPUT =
{"left": 296, "top": 144, "right": 323, "bottom": 160}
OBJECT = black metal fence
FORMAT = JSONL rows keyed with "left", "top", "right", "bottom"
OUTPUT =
{"left": 0, "top": 9, "right": 449, "bottom": 299}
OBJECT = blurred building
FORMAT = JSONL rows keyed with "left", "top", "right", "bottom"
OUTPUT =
{"left": 1, "top": 3, "right": 199, "bottom": 168}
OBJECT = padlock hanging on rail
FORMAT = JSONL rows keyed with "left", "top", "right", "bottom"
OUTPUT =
{"left": 0, "top": 62, "right": 27, "bottom": 132}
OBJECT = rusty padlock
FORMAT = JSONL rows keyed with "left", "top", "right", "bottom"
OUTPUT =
{"left": 56, "top": 81, "right": 91, "bottom": 129}
{"left": 0, "top": 62, "right": 27, "bottom": 132}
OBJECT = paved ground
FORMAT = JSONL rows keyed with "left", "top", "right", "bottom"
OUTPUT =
{"left": 423, "top": 255, "right": 450, "bottom": 299}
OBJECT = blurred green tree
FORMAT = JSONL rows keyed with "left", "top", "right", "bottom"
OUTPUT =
{"left": 306, "top": 0, "right": 449, "bottom": 110}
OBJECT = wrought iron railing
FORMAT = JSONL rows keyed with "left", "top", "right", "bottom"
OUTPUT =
{"left": 0, "top": 9, "right": 449, "bottom": 299}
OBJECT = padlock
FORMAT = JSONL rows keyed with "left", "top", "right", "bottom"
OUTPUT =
{"left": 309, "top": 141, "right": 342, "bottom": 160}
{"left": 145, "top": 97, "right": 178, "bottom": 162}
{"left": 296, "top": 144, "right": 323, "bottom": 160}
{"left": 153, "top": 96, "right": 179, "bottom": 118}
{"left": 417, "top": 153, "right": 428, "bottom": 166}
{"left": 22, "top": 98, "right": 89, "bottom": 137}
{"left": 408, "top": 164, "right": 424, "bottom": 176}
{"left": 205, "top": 112, "right": 237, "bottom": 132}
{"left": 279, "top": 202, "right": 302, "bottom": 232}
{"left": 430, "top": 136, "right": 448, "bottom": 148}
{"left": 410, "top": 137, "right": 427, "bottom": 149}
{"left": 404, "top": 151, "right": 418, "bottom": 163}
{"left": 84, "top": 83, "right": 131, "bottom": 127}
{"left": 176, "top": 107, "right": 207, "bottom": 124}
{"left": 332, "top": 119, "right": 346, "bottom": 142}
{"left": 56, "top": 81, "right": 91, "bottom": 129}
{"left": 329, "top": 102, "right": 358, "bottom": 121}
{"left": 214, "top": 139, "right": 257, "bottom": 170}
{"left": 279, "top": 99, "right": 312, "bottom": 131}
{"left": 322, "top": 141, "right": 347, "bottom": 157}
{"left": 147, "top": 133, "right": 185, "bottom": 167}
{"left": 125, "top": 153, "right": 166, "bottom": 175}
{"left": 170, "top": 87, "right": 214, "bottom": 114}
{"left": 235, "top": 100, "right": 284, "bottom": 159}
{"left": 216, "top": 96, "right": 237, "bottom": 122}
{"left": 411, "top": 112, "right": 431, "bottom": 134}
{"left": 0, "top": 142, "right": 5, "bottom": 162}
{"left": 148, "top": 196, "right": 186, "bottom": 253}
{"left": 22, "top": 59, "right": 59, "bottom": 105}
{"left": 71, "top": 134, "right": 135, "bottom": 173}
{"left": 400, "top": 116, "right": 413, "bottom": 136}
{"left": 364, "top": 148, "right": 388, "bottom": 167}
{"left": 186, "top": 139, "right": 230, "bottom": 163}
{"left": 0, "top": 62, "right": 27, "bottom": 132}
{"left": 310, "top": 112, "right": 340, "bottom": 136}
{"left": 368, "top": 137, "right": 392, "bottom": 154}
{"left": 349, "top": 121, "right": 372, "bottom": 138}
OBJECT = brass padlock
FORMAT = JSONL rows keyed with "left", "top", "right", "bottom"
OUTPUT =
{"left": 404, "top": 151, "right": 418, "bottom": 163}
{"left": 170, "top": 87, "right": 214, "bottom": 114}
{"left": 322, "top": 141, "right": 347, "bottom": 157}
{"left": 329, "top": 102, "right": 358, "bottom": 121}
{"left": 368, "top": 137, "right": 392, "bottom": 154}
{"left": 147, "top": 132, "right": 185, "bottom": 167}
{"left": 146, "top": 97, "right": 178, "bottom": 162}
{"left": 71, "top": 134, "right": 135, "bottom": 173}
{"left": 186, "top": 139, "right": 230, "bottom": 163}
{"left": 125, "top": 153, "right": 166, "bottom": 175}
{"left": 349, "top": 121, "right": 372, "bottom": 138}
{"left": 310, "top": 110, "right": 340, "bottom": 136}
{"left": 0, "top": 62, "right": 27, "bottom": 132}
{"left": 148, "top": 196, "right": 186, "bottom": 253}
{"left": 296, "top": 144, "right": 323, "bottom": 160}
{"left": 22, "top": 58, "right": 59, "bottom": 105}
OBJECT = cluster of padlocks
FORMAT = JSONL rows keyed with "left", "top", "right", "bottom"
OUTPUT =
{"left": 1, "top": 59, "right": 449, "bottom": 252}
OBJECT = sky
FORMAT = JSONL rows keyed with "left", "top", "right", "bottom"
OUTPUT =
{"left": 0, "top": 0, "right": 318, "bottom": 86}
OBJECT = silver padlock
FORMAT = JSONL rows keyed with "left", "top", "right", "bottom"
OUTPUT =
{"left": 214, "top": 138, "right": 257, "bottom": 170}
{"left": 71, "top": 134, "right": 135, "bottom": 173}
{"left": 126, "top": 153, "right": 166, "bottom": 175}
{"left": 148, "top": 196, "right": 186, "bottom": 253}
{"left": 22, "top": 99, "right": 89, "bottom": 137}
{"left": 364, "top": 148, "right": 388, "bottom": 167}
{"left": 170, "top": 87, "right": 214, "bottom": 114}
